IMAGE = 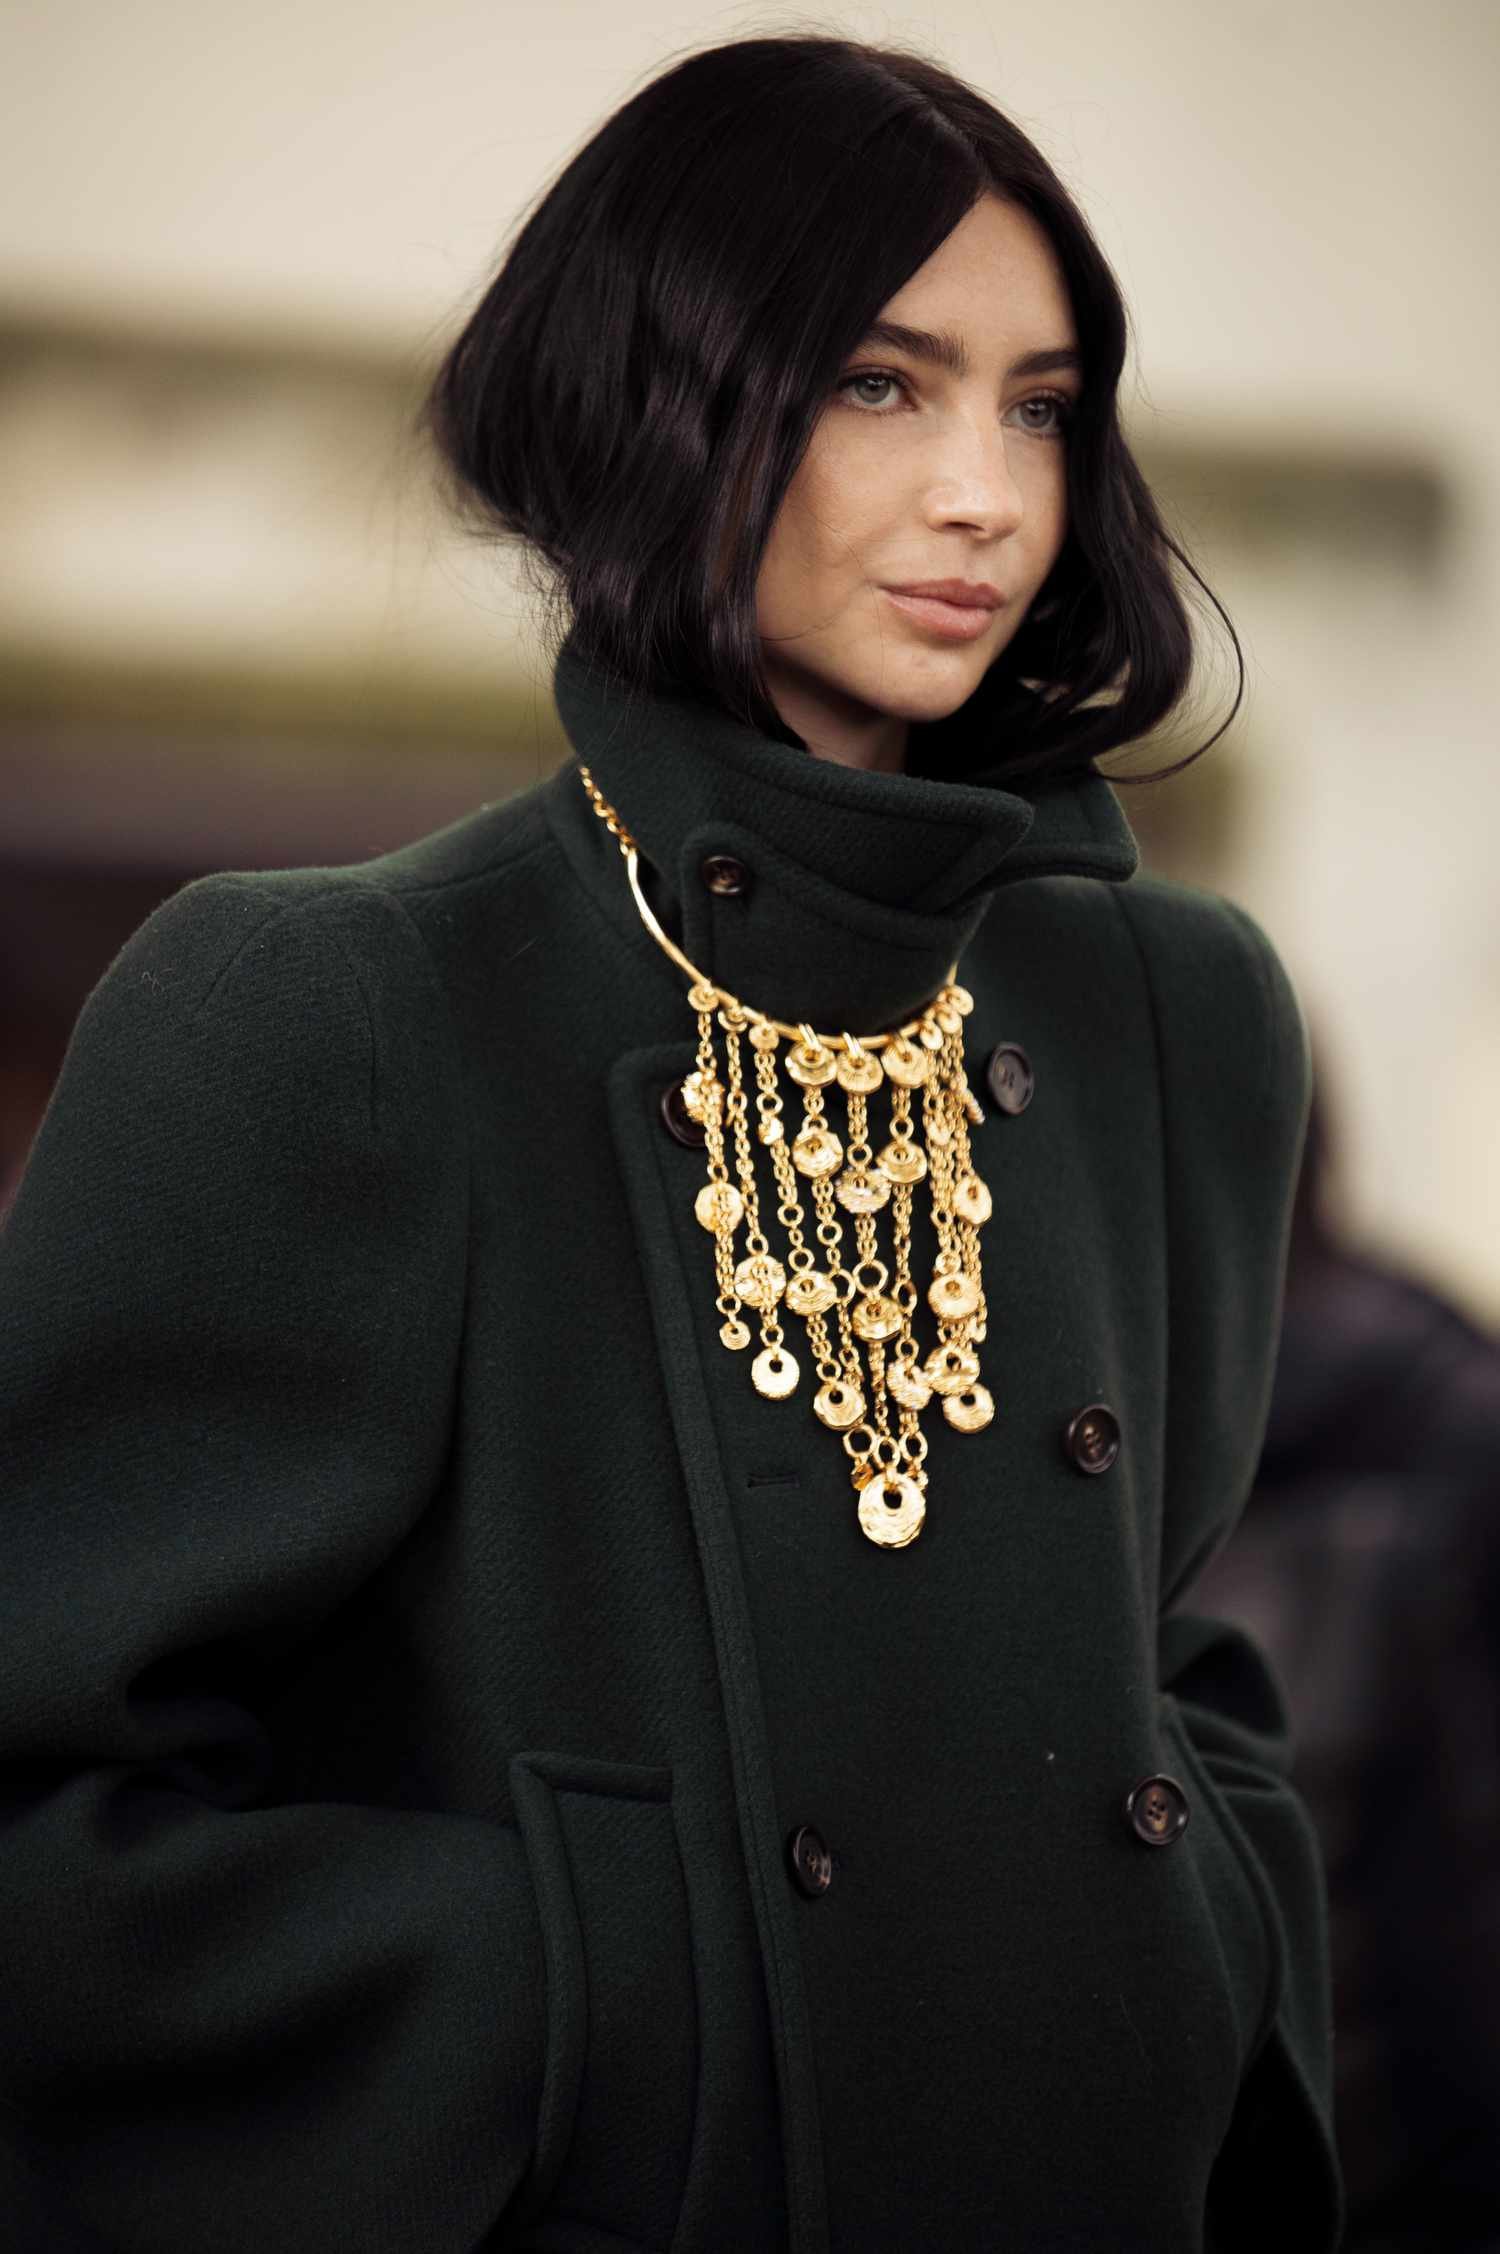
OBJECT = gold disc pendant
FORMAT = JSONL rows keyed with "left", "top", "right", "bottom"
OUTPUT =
{"left": 786, "top": 1269, "right": 838, "bottom": 1316}
{"left": 813, "top": 1377, "right": 866, "bottom": 1429}
{"left": 924, "top": 1341, "right": 981, "bottom": 1395}
{"left": 835, "top": 1045, "right": 884, "bottom": 1094}
{"left": 928, "top": 1270, "right": 982, "bottom": 1320}
{"left": 887, "top": 1359, "right": 933, "bottom": 1410}
{"left": 857, "top": 1471, "right": 927, "bottom": 1548}
{"left": 735, "top": 1252, "right": 786, "bottom": 1306}
{"left": 943, "top": 1382, "right": 995, "bottom": 1433}
{"left": 695, "top": 1181, "right": 743, "bottom": 1232}
{"left": 752, "top": 1344, "right": 800, "bottom": 1398}
{"left": 954, "top": 1171, "right": 993, "bottom": 1225}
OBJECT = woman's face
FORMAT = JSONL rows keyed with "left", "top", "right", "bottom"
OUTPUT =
{"left": 755, "top": 191, "right": 1082, "bottom": 770}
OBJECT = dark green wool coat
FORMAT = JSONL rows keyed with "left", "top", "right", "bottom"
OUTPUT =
{"left": 0, "top": 631, "right": 1343, "bottom": 2253}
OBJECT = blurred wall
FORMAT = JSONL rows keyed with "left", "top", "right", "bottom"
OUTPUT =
{"left": 2, "top": 0, "right": 1496, "bottom": 1318}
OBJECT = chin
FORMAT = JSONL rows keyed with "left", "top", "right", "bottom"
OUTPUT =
{"left": 849, "top": 647, "right": 996, "bottom": 724}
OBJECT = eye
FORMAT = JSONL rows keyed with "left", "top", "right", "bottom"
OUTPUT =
{"left": 1009, "top": 390, "right": 1076, "bottom": 439}
{"left": 836, "top": 368, "right": 913, "bottom": 412}
{"left": 835, "top": 369, "right": 1077, "bottom": 437}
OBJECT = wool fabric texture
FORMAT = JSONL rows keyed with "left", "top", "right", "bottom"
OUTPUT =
{"left": 0, "top": 626, "right": 1343, "bottom": 2253}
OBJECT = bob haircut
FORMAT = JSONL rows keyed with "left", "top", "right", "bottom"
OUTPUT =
{"left": 419, "top": 32, "right": 1240, "bottom": 785}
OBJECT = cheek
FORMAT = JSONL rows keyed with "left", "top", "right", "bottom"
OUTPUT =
{"left": 802, "top": 430, "right": 892, "bottom": 547}
{"left": 753, "top": 512, "right": 801, "bottom": 636}
{"left": 777, "top": 429, "right": 885, "bottom": 568}
{"left": 755, "top": 465, "right": 841, "bottom": 630}
{"left": 1033, "top": 456, "right": 1070, "bottom": 549}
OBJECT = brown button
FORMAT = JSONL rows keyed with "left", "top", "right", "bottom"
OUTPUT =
{"left": 700, "top": 852, "right": 751, "bottom": 898}
{"left": 1124, "top": 1773, "right": 1190, "bottom": 1846}
{"left": 659, "top": 1077, "right": 707, "bottom": 1148}
{"left": 1063, "top": 1402, "right": 1121, "bottom": 1474}
{"left": 788, "top": 1823, "right": 833, "bottom": 1897}
{"left": 985, "top": 1043, "right": 1034, "bottom": 1115}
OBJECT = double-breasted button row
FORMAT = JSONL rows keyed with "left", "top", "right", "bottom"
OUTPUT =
{"left": 788, "top": 1777, "right": 1190, "bottom": 1894}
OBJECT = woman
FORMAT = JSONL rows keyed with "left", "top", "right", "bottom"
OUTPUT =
{"left": 0, "top": 33, "right": 1342, "bottom": 2254}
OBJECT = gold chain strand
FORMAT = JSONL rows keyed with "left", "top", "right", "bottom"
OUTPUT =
{"left": 578, "top": 759, "right": 993, "bottom": 1548}
{"left": 751, "top": 1032, "right": 855, "bottom": 1429}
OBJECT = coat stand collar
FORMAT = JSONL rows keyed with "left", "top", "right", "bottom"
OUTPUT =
{"left": 543, "top": 624, "right": 1140, "bottom": 1033}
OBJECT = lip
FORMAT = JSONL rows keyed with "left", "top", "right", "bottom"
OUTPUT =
{"left": 886, "top": 579, "right": 1004, "bottom": 608}
{"left": 881, "top": 585, "right": 1002, "bottom": 642}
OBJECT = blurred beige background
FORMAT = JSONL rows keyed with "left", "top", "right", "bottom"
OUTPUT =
{"left": 2, "top": 0, "right": 1496, "bottom": 1320}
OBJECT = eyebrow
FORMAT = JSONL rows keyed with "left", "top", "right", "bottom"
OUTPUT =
{"left": 854, "top": 319, "right": 1083, "bottom": 382}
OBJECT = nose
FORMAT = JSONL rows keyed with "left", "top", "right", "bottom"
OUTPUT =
{"left": 921, "top": 421, "right": 1027, "bottom": 541}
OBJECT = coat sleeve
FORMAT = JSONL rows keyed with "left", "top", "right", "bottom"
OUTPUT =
{"left": 0, "top": 876, "right": 547, "bottom": 2253}
{"left": 1114, "top": 878, "right": 1344, "bottom": 2254}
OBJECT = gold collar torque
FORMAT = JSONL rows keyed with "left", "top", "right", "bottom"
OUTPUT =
{"left": 579, "top": 759, "right": 994, "bottom": 1548}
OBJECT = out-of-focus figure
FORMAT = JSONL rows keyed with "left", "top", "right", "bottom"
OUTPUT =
{"left": 1187, "top": 1027, "right": 1500, "bottom": 2250}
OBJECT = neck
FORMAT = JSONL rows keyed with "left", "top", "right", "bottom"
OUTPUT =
{"left": 765, "top": 665, "right": 910, "bottom": 774}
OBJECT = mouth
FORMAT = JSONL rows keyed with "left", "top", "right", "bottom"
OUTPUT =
{"left": 880, "top": 587, "right": 1001, "bottom": 642}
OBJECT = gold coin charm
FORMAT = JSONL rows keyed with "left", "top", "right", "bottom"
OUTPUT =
{"left": 946, "top": 983, "right": 975, "bottom": 1015}
{"left": 734, "top": 1251, "right": 786, "bottom": 1306}
{"left": 943, "top": 1383, "right": 995, "bottom": 1433}
{"left": 924, "top": 1341, "right": 982, "bottom": 1395}
{"left": 814, "top": 1378, "right": 866, "bottom": 1430}
{"left": 882, "top": 1035, "right": 932, "bottom": 1088}
{"left": 928, "top": 1268, "right": 981, "bottom": 1320}
{"left": 785, "top": 1040, "right": 837, "bottom": 1087}
{"left": 887, "top": 1358, "right": 933, "bottom": 1410}
{"left": 954, "top": 1171, "right": 993, "bottom": 1225}
{"left": 851, "top": 1291, "right": 904, "bottom": 1342}
{"left": 687, "top": 980, "right": 721, "bottom": 1011}
{"left": 917, "top": 1016, "right": 946, "bottom": 1052}
{"left": 786, "top": 1268, "right": 838, "bottom": 1316}
{"left": 748, "top": 1020, "right": 780, "bottom": 1051}
{"left": 791, "top": 1125, "right": 843, "bottom": 1177}
{"left": 696, "top": 1181, "right": 744, "bottom": 1233}
{"left": 752, "top": 1344, "right": 800, "bottom": 1399}
{"left": 835, "top": 1043, "right": 885, "bottom": 1094}
{"left": 835, "top": 1165, "right": 891, "bottom": 1214}
{"left": 857, "top": 1471, "right": 927, "bottom": 1548}
{"left": 934, "top": 1003, "right": 962, "bottom": 1035}
{"left": 876, "top": 1136, "right": 927, "bottom": 1185}
{"left": 719, "top": 1318, "right": 752, "bottom": 1349}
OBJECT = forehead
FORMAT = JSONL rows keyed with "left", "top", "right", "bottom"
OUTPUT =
{"left": 875, "top": 193, "right": 1076, "bottom": 353}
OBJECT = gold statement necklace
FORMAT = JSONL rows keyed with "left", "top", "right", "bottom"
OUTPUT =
{"left": 579, "top": 761, "right": 993, "bottom": 1550}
